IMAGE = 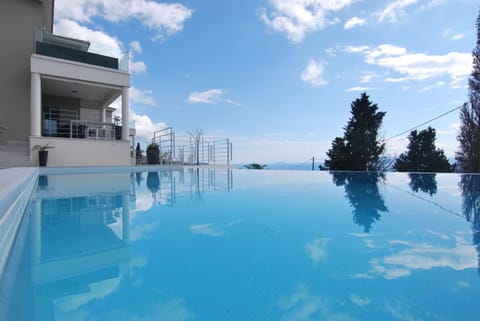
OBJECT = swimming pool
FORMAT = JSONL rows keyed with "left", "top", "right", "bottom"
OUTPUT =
{"left": 1, "top": 168, "right": 479, "bottom": 321}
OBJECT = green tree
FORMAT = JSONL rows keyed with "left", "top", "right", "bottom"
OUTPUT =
{"left": 325, "top": 93, "right": 386, "bottom": 171}
{"left": 457, "top": 11, "right": 480, "bottom": 173}
{"left": 394, "top": 127, "right": 453, "bottom": 172}
{"left": 244, "top": 163, "right": 267, "bottom": 169}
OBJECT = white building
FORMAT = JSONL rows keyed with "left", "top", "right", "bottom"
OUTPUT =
{"left": 0, "top": 0, "right": 134, "bottom": 167}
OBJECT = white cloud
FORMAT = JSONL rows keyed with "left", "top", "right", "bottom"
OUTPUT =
{"left": 343, "top": 45, "right": 370, "bottom": 53}
{"left": 419, "top": 0, "right": 445, "bottom": 11}
{"left": 325, "top": 47, "right": 337, "bottom": 57}
{"left": 385, "top": 77, "right": 409, "bottom": 83}
{"left": 131, "top": 111, "right": 167, "bottom": 143}
{"left": 187, "top": 89, "right": 240, "bottom": 106}
{"left": 259, "top": 0, "right": 357, "bottom": 43}
{"left": 131, "top": 87, "right": 156, "bottom": 106}
{"left": 367, "top": 234, "right": 477, "bottom": 280}
{"left": 135, "top": 188, "right": 154, "bottom": 212}
{"left": 55, "top": 278, "right": 121, "bottom": 313}
{"left": 377, "top": 0, "right": 418, "bottom": 23}
{"left": 350, "top": 294, "right": 371, "bottom": 307}
{"left": 302, "top": 59, "right": 328, "bottom": 86}
{"left": 130, "top": 41, "right": 142, "bottom": 53}
{"left": 55, "top": 0, "right": 193, "bottom": 40}
{"left": 54, "top": 19, "right": 123, "bottom": 57}
{"left": 419, "top": 81, "right": 446, "bottom": 92}
{"left": 374, "top": 52, "right": 470, "bottom": 81}
{"left": 450, "top": 34, "right": 464, "bottom": 41}
{"left": 190, "top": 224, "right": 224, "bottom": 237}
{"left": 344, "top": 16, "right": 366, "bottom": 29}
{"left": 305, "top": 237, "right": 329, "bottom": 264}
{"left": 361, "top": 72, "right": 379, "bottom": 83}
{"left": 130, "top": 60, "right": 147, "bottom": 73}
{"left": 344, "top": 44, "right": 471, "bottom": 86}
{"left": 444, "top": 28, "right": 464, "bottom": 41}
{"left": 436, "top": 122, "right": 460, "bottom": 135}
{"left": 345, "top": 86, "right": 373, "bottom": 92}
{"left": 276, "top": 284, "right": 357, "bottom": 321}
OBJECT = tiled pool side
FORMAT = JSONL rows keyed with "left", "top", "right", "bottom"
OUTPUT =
{"left": 0, "top": 168, "right": 38, "bottom": 278}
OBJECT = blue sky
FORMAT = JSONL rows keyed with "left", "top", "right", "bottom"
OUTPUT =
{"left": 53, "top": 0, "right": 477, "bottom": 164}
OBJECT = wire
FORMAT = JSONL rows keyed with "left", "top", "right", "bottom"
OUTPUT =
{"left": 384, "top": 103, "right": 466, "bottom": 142}
{"left": 389, "top": 184, "right": 464, "bottom": 219}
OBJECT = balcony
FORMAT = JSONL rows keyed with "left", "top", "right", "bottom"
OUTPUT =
{"left": 33, "top": 28, "right": 129, "bottom": 71}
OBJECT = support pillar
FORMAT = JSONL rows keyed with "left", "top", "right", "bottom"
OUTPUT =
{"left": 121, "top": 87, "right": 129, "bottom": 140}
{"left": 101, "top": 107, "right": 106, "bottom": 123}
{"left": 122, "top": 194, "right": 130, "bottom": 244}
{"left": 30, "top": 73, "right": 41, "bottom": 137}
{"left": 31, "top": 198, "right": 42, "bottom": 265}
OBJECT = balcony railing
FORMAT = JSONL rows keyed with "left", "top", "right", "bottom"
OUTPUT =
{"left": 34, "top": 28, "right": 129, "bottom": 72}
{"left": 43, "top": 109, "right": 122, "bottom": 140}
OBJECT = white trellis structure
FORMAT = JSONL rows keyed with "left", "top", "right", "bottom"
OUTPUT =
{"left": 151, "top": 128, "right": 232, "bottom": 166}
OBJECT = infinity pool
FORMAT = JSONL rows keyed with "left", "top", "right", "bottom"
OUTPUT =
{"left": 2, "top": 169, "right": 479, "bottom": 321}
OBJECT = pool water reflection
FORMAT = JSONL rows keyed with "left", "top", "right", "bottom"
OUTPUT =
{"left": 3, "top": 169, "right": 480, "bottom": 321}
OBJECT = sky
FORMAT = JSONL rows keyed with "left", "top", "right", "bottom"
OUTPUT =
{"left": 53, "top": 0, "right": 478, "bottom": 164}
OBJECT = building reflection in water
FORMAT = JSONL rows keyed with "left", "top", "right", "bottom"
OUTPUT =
{"left": 134, "top": 168, "right": 233, "bottom": 207}
{"left": 22, "top": 168, "right": 233, "bottom": 321}
{"left": 30, "top": 173, "right": 131, "bottom": 321}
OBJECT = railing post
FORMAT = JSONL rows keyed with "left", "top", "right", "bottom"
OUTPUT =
{"left": 213, "top": 141, "right": 216, "bottom": 165}
{"left": 227, "top": 139, "right": 230, "bottom": 166}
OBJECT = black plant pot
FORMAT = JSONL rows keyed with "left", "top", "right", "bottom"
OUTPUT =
{"left": 147, "top": 149, "right": 159, "bottom": 165}
{"left": 38, "top": 175, "right": 49, "bottom": 188}
{"left": 146, "top": 172, "right": 160, "bottom": 193}
{"left": 38, "top": 150, "right": 48, "bottom": 167}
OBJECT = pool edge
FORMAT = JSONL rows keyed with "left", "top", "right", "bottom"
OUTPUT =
{"left": 0, "top": 168, "right": 38, "bottom": 279}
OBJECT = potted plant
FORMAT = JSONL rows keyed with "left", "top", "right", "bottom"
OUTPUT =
{"left": 32, "top": 143, "right": 54, "bottom": 167}
{"left": 146, "top": 143, "right": 159, "bottom": 165}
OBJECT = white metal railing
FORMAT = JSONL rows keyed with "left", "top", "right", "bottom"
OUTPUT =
{"left": 70, "top": 120, "right": 117, "bottom": 140}
{"left": 42, "top": 108, "right": 119, "bottom": 140}
{"left": 151, "top": 129, "right": 232, "bottom": 165}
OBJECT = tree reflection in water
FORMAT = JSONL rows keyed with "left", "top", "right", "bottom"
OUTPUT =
{"left": 459, "top": 174, "right": 480, "bottom": 274}
{"left": 408, "top": 173, "right": 437, "bottom": 196}
{"left": 331, "top": 172, "right": 388, "bottom": 233}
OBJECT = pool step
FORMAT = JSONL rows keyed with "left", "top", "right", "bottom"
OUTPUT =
{"left": 0, "top": 141, "right": 31, "bottom": 168}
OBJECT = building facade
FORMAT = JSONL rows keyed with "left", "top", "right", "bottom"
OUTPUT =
{"left": 0, "top": 0, "right": 134, "bottom": 166}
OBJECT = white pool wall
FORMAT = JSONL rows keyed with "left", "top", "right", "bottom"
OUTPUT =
{"left": 0, "top": 168, "right": 38, "bottom": 277}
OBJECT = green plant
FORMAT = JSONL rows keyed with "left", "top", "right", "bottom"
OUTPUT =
{"left": 147, "top": 143, "right": 159, "bottom": 150}
{"left": 32, "top": 142, "right": 55, "bottom": 151}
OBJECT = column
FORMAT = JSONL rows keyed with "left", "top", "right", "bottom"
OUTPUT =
{"left": 121, "top": 87, "right": 129, "bottom": 140}
{"left": 122, "top": 194, "right": 130, "bottom": 244}
{"left": 30, "top": 73, "right": 41, "bottom": 137}
{"left": 31, "top": 198, "right": 42, "bottom": 265}
{"left": 101, "top": 107, "right": 106, "bottom": 123}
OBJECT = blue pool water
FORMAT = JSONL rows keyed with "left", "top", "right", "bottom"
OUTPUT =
{"left": 2, "top": 169, "right": 480, "bottom": 321}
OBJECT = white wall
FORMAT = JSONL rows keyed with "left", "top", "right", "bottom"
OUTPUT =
{"left": 30, "top": 137, "right": 132, "bottom": 166}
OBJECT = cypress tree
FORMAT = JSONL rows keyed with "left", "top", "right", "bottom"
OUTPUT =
{"left": 395, "top": 126, "right": 452, "bottom": 172}
{"left": 325, "top": 93, "right": 386, "bottom": 171}
{"left": 457, "top": 11, "right": 480, "bottom": 172}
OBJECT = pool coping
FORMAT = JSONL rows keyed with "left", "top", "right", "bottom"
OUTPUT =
{"left": 0, "top": 168, "right": 38, "bottom": 279}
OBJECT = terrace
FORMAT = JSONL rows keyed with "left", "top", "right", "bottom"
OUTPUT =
{"left": 29, "top": 29, "right": 133, "bottom": 166}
